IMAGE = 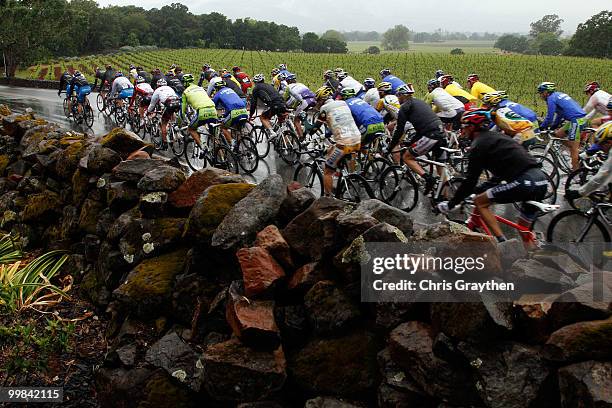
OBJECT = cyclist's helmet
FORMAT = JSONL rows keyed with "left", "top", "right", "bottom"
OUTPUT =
{"left": 435, "top": 69, "right": 445, "bottom": 79}
{"left": 277, "top": 72, "right": 288, "bottom": 82}
{"left": 115, "top": 71, "right": 123, "bottom": 78}
{"left": 106, "top": 64, "right": 112, "bottom": 70}
{"left": 222, "top": 72, "right": 232, "bottom": 79}
{"left": 396, "top": 83, "right": 415, "bottom": 95}
{"left": 607, "top": 97, "right": 612, "bottom": 110}
{"left": 467, "top": 73, "right": 479, "bottom": 86}
{"left": 337, "top": 71, "right": 348, "bottom": 81}
{"left": 537, "top": 82, "right": 556, "bottom": 93}
{"left": 323, "top": 70, "right": 334, "bottom": 79}
{"left": 203, "top": 63, "right": 211, "bottom": 70}
{"left": 232, "top": 66, "right": 241, "bottom": 73}
{"left": 315, "top": 86, "right": 334, "bottom": 101}
{"left": 498, "top": 90, "right": 509, "bottom": 101}
{"left": 363, "top": 77, "right": 376, "bottom": 88}
{"left": 594, "top": 121, "right": 612, "bottom": 144}
{"left": 271, "top": 68, "right": 280, "bottom": 76}
{"left": 286, "top": 73, "right": 297, "bottom": 82}
{"left": 439, "top": 75, "right": 454, "bottom": 88}
{"left": 377, "top": 82, "right": 393, "bottom": 93}
{"left": 334, "top": 67, "right": 344, "bottom": 74}
{"left": 461, "top": 108, "right": 492, "bottom": 129}
{"left": 181, "top": 73, "right": 194, "bottom": 86}
{"left": 427, "top": 79, "right": 439, "bottom": 91}
{"left": 129, "top": 64, "right": 135, "bottom": 70}
{"left": 170, "top": 64, "right": 176, "bottom": 69}
{"left": 379, "top": 68, "right": 391, "bottom": 78}
{"left": 584, "top": 81, "right": 600, "bottom": 94}
{"left": 482, "top": 91, "right": 505, "bottom": 106}
{"left": 214, "top": 80, "right": 227, "bottom": 90}
{"left": 136, "top": 76, "right": 147, "bottom": 84}
{"left": 340, "top": 87, "right": 356, "bottom": 99}
{"left": 157, "top": 78, "right": 167, "bottom": 87}
{"left": 253, "top": 74, "right": 265, "bottom": 83}
{"left": 278, "top": 63, "right": 287, "bottom": 71}
{"left": 74, "top": 70, "right": 81, "bottom": 77}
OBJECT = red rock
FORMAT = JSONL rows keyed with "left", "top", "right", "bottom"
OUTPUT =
{"left": 168, "top": 167, "right": 244, "bottom": 210}
{"left": 126, "top": 150, "right": 150, "bottom": 160}
{"left": 254, "top": 225, "right": 293, "bottom": 269}
{"left": 288, "top": 262, "right": 324, "bottom": 291}
{"left": 287, "top": 181, "right": 302, "bottom": 192}
{"left": 237, "top": 247, "right": 285, "bottom": 297}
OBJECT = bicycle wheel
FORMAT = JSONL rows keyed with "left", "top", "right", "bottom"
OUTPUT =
{"left": 250, "top": 125, "right": 271, "bottom": 159}
{"left": 151, "top": 124, "right": 163, "bottom": 150}
{"left": 184, "top": 139, "right": 207, "bottom": 172}
{"left": 114, "top": 107, "right": 126, "bottom": 126}
{"left": 335, "top": 174, "right": 374, "bottom": 203}
{"left": 84, "top": 102, "right": 94, "bottom": 128}
{"left": 276, "top": 130, "right": 300, "bottom": 165}
{"left": 293, "top": 161, "right": 323, "bottom": 198}
{"left": 530, "top": 153, "right": 559, "bottom": 188}
{"left": 214, "top": 145, "right": 239, "bottom": 174}
{"left": 565, "top": 167, "right": 596, "bottom": 211}
{"left": 168, "top": 126, "right": 186, "bottom": 157}
{"left": 378, "top": 165, "right": 419, "bottom": 212}
{"left": 235, "top": 136, "right": 259, "bottom": 174}
{"left": 63, "top": 98, "right": 71, "bottom": 118}
{"left": 546, "top": 209, "right": 610, "bottom": 243}
{"left": 96, "top": 93, "right": 106, "bottom": 112}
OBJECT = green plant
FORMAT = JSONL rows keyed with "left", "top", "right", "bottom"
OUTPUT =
{"left": 0, "top": 234, "right": 22, "bottom": 264}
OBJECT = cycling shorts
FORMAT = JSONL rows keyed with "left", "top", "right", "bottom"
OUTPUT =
{"left": 119, "top": 88, "right": 134, "bottom": 100}
{"left": 359, "top": 122, "right": 385, "bottom": 140}
{"left": 77, "top": 85, "right": 91, "bottom": 103}
{"left": 407, "top": 130, "right": 447, "bottom": 160}
{"left": 563, "top": 117, "right": 587, "bottom": 141}
{"left": 66, "top": 85, "right": 76, "bottom": 96}
{"left": 162, "top": 97, "right": 180, "bottom": 121}
{"left": 295, "top": 98, "right": 316, "bottom": 117}
{"left": 439, "top": 109, "right": 464, "bottom": 131}
{"left": 325, "top": 143, "right": 360, "bottom": 169}
{"left": 486, "top": 167, "right": 548, "bottom": 220}
{"left": 222, "top": 108, "right": 249, "bottom": 128}
{"left": 189, "top": 106, "right": 218, "bottom": 130}
{"left": 262, "top": 104, "right": 287, "bottom": 119}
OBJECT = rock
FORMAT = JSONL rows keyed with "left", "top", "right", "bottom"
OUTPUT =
{"left": 101, "top": 128, "right": 146, "bottom": 158}
{"left": 279, "top": 186, "right": 316, "bottom": 223}
{"left": 388, "top": 321, "right": 480, "bottom": 405}
{"left": 411, "top": 220, "right": 493, "bottom": 244}
{"left": 212, "top": 175, "right": 286, "bottom": 250}
{"left": 137, "top": 165, "right": 186, "bottom": 193}
{"left": 498, "top": 238, "right": 528, "bottom": 269}
{"left": 2, "top": 113, "right": 46, "bottom": 141}
{"left": 458, "top": 341, "right": 556, "bottom": 408}
{"left": 237, "top": 402, "right": 284, "bottom": 408}
{"left": 6, "top": 159, "right": 29, "bottom": 177}
{"left": 112, "top": 159, "right": 161, "bottom": 182}
{"left": 0, "top": 210, "right": 18, "bottom": 229}
{"left": 513, "top": 299, "right": 553, "bottom": 344}
{"left": 287, "top": 262, "right": 328, "bottom": 292}
{"left": 139, "top": 191, "right": 168, "bottom": 218}
{"left": 304, "top": 397, "right": 363, "bottom": 408}
{"left": 95, "top": 367, "right": 153, "bottom": 408}
{"left": 335, "top": 211, "right": 379, "bottom": 244}
{"left": 144, "top": 331, "right": 202, "bottom": 392}
{"left": 83, "top": 145, "right": 121, "bottom": 174}
{"left": 274, "top": 304, "right": 308, "bottom": 345}
{"left": 375, "top": 302, "right": 426, "bottom": 330}
{"left": 107, "top": 181, "right": 140, "bottom": 213}
{"left": 21, "top": 190, "right": 63, "bottom": 222}
{"left": 350, "top": 199, "right": 413, "bottom": 235}
{"left": 126, "top": 149, "right": 151, "bottom": 160}
{"left": 118, "top": 217, "right": 186, "bottom": 262}
{"left": 184, "top": 183, "right": 255, "bottom": 242}
{"left": 168, "top": 167, "right": 245, "bottom": 210}
{"left": 0, "top": 155, "right": 10, "bottom": 175}
{"left": 534, "top": 250, "right": 590, "bottom": 281}
{"left": 115, "top": 343, "right": 137, "bottom": 367}
{"left": 17, "top": 176, "right": 45, "bottom": 195}
{"left": 254, "top": 225, "right": 293, "bottom": 269}
{"left": 558, "top": 361, "right": 612, "bottom": 408}
{"left": 289, "top": 330, "right": 378, "bottom": 397}
{"left": 137, "top": 369, "right": 195, "bottom": 408}
{"left": 361, "top": 222, "right": 408, "bottom": 242}
{"left": 201, "top": 338, "right": 286, "bottom": 402}
{"left": 510, "top": 258, "right": 575, "bottom": 293}
{"left": 282, "top": 197, "right": 351, "bottom": 261}
{"left": 304, "top": 280, "right": 360, "bottom": 335}
{"left": 56, "top": 139, "right": 88, "bottom": 179}
{"left": 19, "top": 124, "right": 59, "bottom": 158}
{"left": 547, "top": 282, "right": 612, "bottom": 330}
{"left": 71, "top": 168, "right": 90, "bottom": 206}
{"left": 0, "top": 104, "right": 11, "bottom": 116}
{"left": 112, "top": 248, "right": 188, "bottom": 319}
{"left": 544, "top": 317, "right": 612, "bottom": 362}
{"left": 226, "top": 281, "right": 280, "bottom": 349}
{"left": 78, "top": 198, "right": 105, "bottom": 235}
{"left": 236, "top": 246, "right": 285, "bottom": 297}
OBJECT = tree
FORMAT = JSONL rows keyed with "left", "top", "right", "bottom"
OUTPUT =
{"left": 534, "top": 32, "right": 564, "bottom": 55}
{"left": 302, "top": 32, "right": 321, "bottom": 52}
{"left": 364, "top": 46, "right": 381, "bottom": 54}
{"left": 126, "top": 31, "right": 140, "bottom": 47}
{"left": 529, "top": 14, "right": 564, "bottom": 38}
{"left": 450, "top": 48, "right": 464, "bottom": 55}
{"left": 321, "top": 30, "right": 345, "bottom": 42}
{"left": 382, "top": 25, "right": 410, "bottom": 50}
{"left": 494, "top": 34, "right": 529, "bottom": 53}
{"left": 566, "top": 10, "right": 612, "bottom": 58}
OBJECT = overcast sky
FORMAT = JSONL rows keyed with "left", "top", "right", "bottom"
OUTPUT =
{"left": 95, "top": 0, "right": 609, "bottom": 35}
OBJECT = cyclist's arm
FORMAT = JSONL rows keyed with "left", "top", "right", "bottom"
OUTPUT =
{"left": 449, "top": 147, "right": 484, "bottom": 207}
{"left": 578, "top": 155, "right": 612, "bottom": 196}
{"left": 181, "top": 92, "right": 188, "bottom": 117}
{"left": 249, "top": 91, "right": 258, "bottom": 117}
{"left": 540, "top": 98, "right": 556, "bottom": 129}
{"left": 147, "top": 93, "right": 159, "bottom": 113}
{"left": 390, "top": 105, "right": 408, "bottom": 150}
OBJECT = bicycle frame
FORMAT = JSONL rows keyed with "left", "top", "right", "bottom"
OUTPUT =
{"left": 464, "top": 205, "right": 537, "bottom": 243}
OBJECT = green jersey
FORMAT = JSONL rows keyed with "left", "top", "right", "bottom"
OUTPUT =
{"left": 182, "top": 84, "right": 215, "bottom": 116}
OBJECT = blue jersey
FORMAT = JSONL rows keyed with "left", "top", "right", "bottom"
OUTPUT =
{"left": 279, "top": 69, "right": 292, "bottom": 77}
{"left": 382, "top": 75, "right": 406, "bottom": 93}
{"left": 499, "top": 100, "right": 537, "bottom": 123}
{"left": 541, "top": 91, "right": 586, "bottom": 129}
{"left": 345, "top": 97, "right": 384, "bottom": 127}
{"left": 213, "top": 87, "right": 246, "bottom": 111}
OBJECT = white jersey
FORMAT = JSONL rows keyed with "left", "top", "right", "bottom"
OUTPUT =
{"left": 320, "top": 99, "right": 361, "bottom": 146}
{"left": 148, "top": 85, "right": 178, "bottom": 112}
{"left": 136, "top": 83, "right": 154, "bottom": 95}
{"left": 340, "top": 76, "right": 365, "bottom": 95}
{"left": 363, "top": 88, "right": 380, "bottom": 108}
{"left": 584, "top": 90, "right": 612, "bottom": 119}
{"left": 206, "top": 76, "right": 223, "bottom": 96}
{"left": 110, "top": 76, "right": 133, "bottom": 98}
{"left": 377, "top": 94, "right": 401, "bottom": 120}
{"left": 285, "top": 83, "right": 312, "bottom": 108}
{"left": 430, "top": 88, "right": 464, "bottom": 118}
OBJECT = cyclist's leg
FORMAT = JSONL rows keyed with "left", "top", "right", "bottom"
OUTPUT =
{"left": 294, "top": 100, "right": 309, "bottom": 139}
{"left": 221, "top": 112, "right": 234, "bottom": 144}
{"left": 559, "top": 120, "right": 581, "bottom": 171}
{"left": 324, "top": 145, "right": 345, "bottom": 196}
{"left": 405, "top": 135, "right": 439, "bottom": 177}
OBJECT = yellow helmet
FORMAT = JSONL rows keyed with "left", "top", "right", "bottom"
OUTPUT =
{"left": 315, "top": 86, "right": 334, "bottom": 101}
{"left": 482, "top": 91, "right": 505, "bottom": 106}
{"left": 594, "top": 122, "right": 612, "bottom": 144}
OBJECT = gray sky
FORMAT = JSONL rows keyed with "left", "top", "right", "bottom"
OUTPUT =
{"left": 95, "top": 0, "right": 609, "bottom": 35}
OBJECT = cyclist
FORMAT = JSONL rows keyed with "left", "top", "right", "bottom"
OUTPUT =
{"left": 92, "top": 66, "right": 106, "bottom": 92}
{"left": 198, "top": 64, "right": 213, "bottom": 87}
{"left": 249, "top": 74, "right": 287, "bottom": 139}
{"left": 129, "top": 76, "right": 154, "bottom": 120}
{"left": 136, "top": 66, "right": 151, "bottom": 83}
{"left": 440, "top": 75, "right": 478, "bottom": 110}
{"left": 482, "top": 91, "right": 537, "bottom": 147}
{"left": 109, "top": 71, "right": 134, "bottom": 109}
{"left": 583, "top": 81, "right": 611, "bottom": 123}
{"left": 101, "top": 64, "right": 116, "bottom": 95}
{"left": 221, "top": 71, "right": 247, "bottom": 103}
{"left": 467, "top": 74, "right": 496, "bottom": 100}
{"left": 150, "top": 68, "right": 165, "bottom": 90}
{"left": 538, "top": 82, "right": 587, "bottom": 171}
{"left": 363, "top": 78, "right": 380, "bottom": 108}
{"left": 165, "top": 70, "right": 185, "bottom": 96}
{"left": 341, "top": 87, "right": 385, "bottom": 148}
{"left": 179, "top": 73, "right": 218, "bottom": 148}
{"left": 58, "top": 70, "right": 73, "bottom": 97}
{"left": 271, "top": 68, "right": 282, "bottom": 90}
{"left": 205, "top": 71, "right": 224, "bottom": 95}
{"left": 323, "top": 70, "right": 340, "bottom": 94}
{"left": 284, "top": 73, "right": 316, "bottom": 139}
{"left": 591, "top": 98, "right": 612, "bottom": 127}
{"left": 232, "top": 66, "right": 253, "bottom": 95}
{"left": 435, "top": 69, "right": 445, "bottom": 79}
{"left": 129, "top": 65, "right": 138, "bottom": 81}
{"left": 566, "top": 122, "right": 612, "bottom": 200}
{"left": 437, "top": 109, "right": 548, "bottom": 248}
{"left": 483, "top": 90, "right": 538, "bottom": 125}
{"left": 220, "top": 69, "right": 242, "bottom": 89}
{"left": 337, "top": 71, "right": 366, "bottom": 99}
{"left": 278, "top": 63, "right": 291, "bottom": 77}
{"left": 314, "top": 86, "right": 361, "bottom": 196}
{"left": 375, "top": 82, "right": 401, "bottom": 133}
{"left": 212, "top": 81, "right": 249, "bottom": 147}
{"left": 67, "top": 71, "right": 91, "bottom": 118}
{"left": 424, "top": 78, "right": 465, "bottom": 131}
{"left": 379, "top": 68, "right": 406, "bottom": 94}
{"left": 386, "top": 83, "right": 446, "bottom": 193}
{"left": 148, "top": 78, "right": 180, "bottom": 150}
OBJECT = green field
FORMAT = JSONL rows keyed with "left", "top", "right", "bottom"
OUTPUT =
{"left": 18, "top": 48, "right": 610, "bottom": 113}
{"left": 347, "top": 40, "right": 497, "bottom": 54}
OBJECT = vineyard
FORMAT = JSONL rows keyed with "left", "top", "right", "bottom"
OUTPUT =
{"left": 17, "top": 48, "right": 611, "bottom": 112}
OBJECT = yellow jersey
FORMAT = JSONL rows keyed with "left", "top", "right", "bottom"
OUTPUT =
{"left": 444, "top": 83, "right": 478, "bottom": 102}
{"left": 470, "top": 81, "right": 496, "bottom": 100}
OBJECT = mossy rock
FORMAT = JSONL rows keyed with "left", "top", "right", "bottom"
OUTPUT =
{"left": 137, "top": 370, "right": 194, "bottom": 408}
{"left": 184, "top": 183, "right": 255, "bottom": 242}
{"left": 0, "top": 155, "right": 10, "bottom": 175}
{"left": 71, "top": 168, "right": 90, "bottom": 206}
{"left": 0, "top": 104, "right": 11, "bottom": 117}
{"left": 21, "top": 190, "right": 63, "bottom": 222}
{"left": 78, "top": 198, "right": 106, "bottom": 235}
{"left": 58, "top": 133, "right": 85, "bottom": 147}
{"left": 102, "top": 128, "right": 146, "bottom": 158}
{"left": 113, "top": 248, "right": 189, "bottom": 319}
{"left": 56, "top": 141, "right": 88, "bottom": 179}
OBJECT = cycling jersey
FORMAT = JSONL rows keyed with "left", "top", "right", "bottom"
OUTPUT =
{"left": 110, "top": 77, "right": 134, "bottom": 99}
{"left": 285, "top": 83, "right": 316, "bottom": 109}
{"left": 584, "top": 90, "right": 612, "bottom": 120}
{"left": 150, "top": 72, "right": 165, "bottom": 90}
{"left": 498, "top": 100, "right": 538, "bottom": 123}
{"left": 425, "top": 88, "right": 464, "bottom": 117}
{"left": 68, "top": 74, "right": 91, "bottom": 103}
{"left": 493, "top": 107, "right": 537, "bottom": 143}
{"left": 182, "top": 84, "right": 214, "bottom": 111}
{"left": 339, "top": 76, "right": 366, "bottom": 97}
{"left": 444, "top": 83, "right": 478, "bottom": 106}
{"left": 391, "top": 98, "right": 444, "bottom": 150}
{"left": 363, "top": 88, "right": 380, "bottom": 108}
{"left": 166, "top": 75, "right": 184, "bottom": 96}
{"left": 469, "top": 81, "right": 496, "bottom": 100}
{"left": 129, "top": 83, "right": 154, "bottom": 107}
{"left": 540, "top": 91, "right": 586, "bottom": 129}
{"left": 58, "top": 73, "right": 73, "bottom": 95}
{"left": 319, "top": 99, "right": 361, "bottom": 146}
{"left": 207, "top": 77, "right": 224, "bottom": 96}
{"left": 381, "top": 74, "right": 406, "bottom": 93}
{"left": 376, "top": 94, "right": 401, "bottom": 120}
{"left": 345, "top": 97, "right": 384, "bottom": 128}
{"left": 249, "top": 83, "right": 285, "bottom": 116}
{"left": 223, "top": 78, "right": 246, "bottom": 99}
{"left": 213, "top": 87, "right": 247, "bottom": 112}
{"left": 234, "top": 71, "right": 253, "bottom": 94}
{"left": 92, "top": 69, "right": 105, "bottom": 91}
{"left": 103, "top": 69, "right": 116, "bottom": 86}
{"left": 148, "top": 85, "right": 178, "bottom": 113}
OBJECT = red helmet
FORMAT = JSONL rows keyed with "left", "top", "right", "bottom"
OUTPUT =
{"left": 439, "top": 74, "right": 454, "bottom": 88}
{"left": 461, "top": 108, "right": 492, "bottom": 129}
{"left": 232, "top": 66, "right": 241, "bottom": 73}
{"left": 584, "top": 81, "right": 600, "bottom": 94}
{"left": 467, "top": 73, "right": 479, "bottom": 85}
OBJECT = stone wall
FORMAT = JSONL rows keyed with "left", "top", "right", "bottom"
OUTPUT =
{"left": 0, "top": 77, "right": 60, "bottom": 89}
